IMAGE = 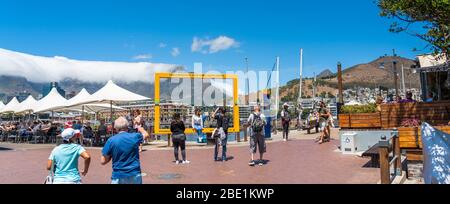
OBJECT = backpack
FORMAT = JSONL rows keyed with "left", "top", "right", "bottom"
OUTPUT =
{"left": 252, "top": 113, "right": 265, "bottom": 133}
{"left": 222, "top": 116, "right": 229, "bottom": 132}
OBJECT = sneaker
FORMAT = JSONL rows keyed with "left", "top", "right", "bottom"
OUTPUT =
{"left": 258, "top": 161, "right": 264, "bottom": 166}
{"left": 283, "top": 139, "right": 287, "bottom": 142}
{"left": 182, "top": 160, "right": 190, "bottom": 164}
{"left": 175, "top": 160, "right": 181, "bottom": 164}
{"left": 248, "top": 160, "right": 255, "bottom": 166}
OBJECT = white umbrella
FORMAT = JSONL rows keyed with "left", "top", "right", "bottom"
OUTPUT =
{"left": 346, "top": 100, "right": 362, "bottom": 106}
{"left": 66, "top": 88, "right": 91, "bottom": 107}
{"left": 15, "top": 95, "right": 37, "bottom": 114}
{"left": 64, "top": 88, "right": 91, "bottom": 123}
{"left": 34, "top": 88, "right": 68, "bottom": 113}
{"left": 0, "top": 101, "right": 5, "bottom": 112}
{"left": 56, "top": 88, "right": 126, "bottom": 123}
{"left": 0, "top": 97, "right": 20, "bottom": 114}
{"left": 69, "top": 103, "right": 125, "bottom": 112}
{"left": 80, "top": 80, "right": 150, "bottom": 104}
{"left": 72, "top": 80, "right": 150, "bottom": 127}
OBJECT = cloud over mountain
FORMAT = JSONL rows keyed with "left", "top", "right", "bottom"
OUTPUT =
{"left": 0, "top": 48, "right": 180, "bottom": 83}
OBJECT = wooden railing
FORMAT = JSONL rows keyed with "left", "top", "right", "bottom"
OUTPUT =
{"left": 380, "top": 101, "right": 450, "bottom": 129}
{"left": 379, "top": 132, "right": 402, "bottom": 184}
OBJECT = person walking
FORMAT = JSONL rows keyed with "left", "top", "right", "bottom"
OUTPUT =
{"left": 281, "top": 103, "right": 291, "bottom": 141}
{"left": 170, "top": 113, "right": 189, "bottom": 164}
{"left": 46, "top": 128, "right": 91, "bottom": 184}
{"left": 212, "top": 107, "right": 229, "bottom": 162}
{"left": 101, "top": 117, "right": 149, "bottom": 184}
{"left": 247, "top": 105, "right": 267, "bottom": 166}
{"left": 317, "top": 101, "right": 331, "bottom": 144}
{"left": 192, "top": 108, "right": 205, "bottom": 143}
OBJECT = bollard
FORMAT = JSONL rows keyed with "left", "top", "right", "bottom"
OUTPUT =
{"left": 168, "top": 134, "right": 172, "bottom": 147}
{"left": 379, "top": 139, "right": 390, "bottom": 184}
{"left": 244, "top": 127, "right": 248, "bottom": 142}
{"left": 236, "top": 132, "right": 241, "bottom": 143}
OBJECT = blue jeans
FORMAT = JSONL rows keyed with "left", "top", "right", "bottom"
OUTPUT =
{"left": 196, "top": 129, "right": 206, "bottom": 143}
{"left": 111, "top": 174, "right": 142, "bottom": 184}
{"left": 214, "top": 136, "right": 227, "bottom": 161}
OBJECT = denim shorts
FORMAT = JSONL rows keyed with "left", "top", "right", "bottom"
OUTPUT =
{"left": 53, "top": 180, "right": 82, "bottom": 184}
{"left": 111, "top": 174, "right": 142, "bottom": 184}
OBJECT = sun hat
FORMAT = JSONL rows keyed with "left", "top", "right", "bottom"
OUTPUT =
{"left": 61, "top": 128, "right": 80, "bottom": 141}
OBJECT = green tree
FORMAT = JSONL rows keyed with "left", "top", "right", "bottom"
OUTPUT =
{"left": 377, "top": 0, "right": 450, "bottom": 59}
{"left": 319, "top": 91, "right": 327, "bottom": 98}
{"left": 327, "top": 92, "right": 336, "bottom": 98}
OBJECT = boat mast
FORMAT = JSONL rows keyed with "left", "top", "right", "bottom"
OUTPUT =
{"left": 299, "top": 49, "right": 303, "bottom": 103}
{"left": 276, "top": 56, "right": 280, "bottom": 118}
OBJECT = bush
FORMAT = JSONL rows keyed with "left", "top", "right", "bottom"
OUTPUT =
{"left": 340, "top": 104, "right": 377, "bottom": 114}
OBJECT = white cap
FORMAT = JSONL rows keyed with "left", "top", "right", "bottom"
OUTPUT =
{"left": 283, "top": 103, "right": 289, "bottom": 107}
{"left": 61, "top": 128, "right": 80, "bottom": 141}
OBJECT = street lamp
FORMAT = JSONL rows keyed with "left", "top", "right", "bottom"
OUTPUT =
{"left": 379, "top": 49, "right": 400, "bottom": 99}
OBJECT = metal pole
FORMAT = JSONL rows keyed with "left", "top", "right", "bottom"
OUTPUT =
{"left": 338, "top": 62, "right": 344, "bottom": 104}
{"left": 245, "top": 57, "right": 250, "bottom": 142}
{"left": 81, "top": 105, "right": 84, "bottom": 124}
{"left": 313, "top": 72, "right": 317, "bottom": 98}
{"left": 401, "top": 64, "right": 406, "bottom": 95}
{"left": 110, "top": 101, "right": 113, "bottom": 136}
{"left": 299, "top": 49, "right": 303, "bottom": 101}
{"left": 245, "top": 57, "right": 250, "bottom": 106}
{"left": 275, "top": 56, "right": 280, "bottom": 132}
{"left": 393, "top": 49, "right": 399, "bottom": 99}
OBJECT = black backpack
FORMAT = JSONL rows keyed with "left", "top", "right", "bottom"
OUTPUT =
{"left": 252, "top": 113, "right": 265, "bottom": 133}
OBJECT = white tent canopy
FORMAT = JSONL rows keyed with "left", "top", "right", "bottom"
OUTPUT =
{"left": 66, "top": 88, "right": 91, "bottom": 107}
{"left": 34, "top": 88, "right": 68, "bottom": 113}
{"left": 58, "top": 87, "right": 125, "bottom": 112}
{"left": 346, "top": 100, "right": 363, "bottom": 106}
{"left": 64, "top": 103, "right": 125, "bottom": 113}
{"left": 0, "top": 97, "right": 20, "bottom": 114}
{"left": 75, "top": 80, "right": 150, "bottom": 105}
{"left": 15, "top": 95, "right": 37, "bottom": 114}
{"left": 0, "top": 101, "right": 5, "bottom": 111}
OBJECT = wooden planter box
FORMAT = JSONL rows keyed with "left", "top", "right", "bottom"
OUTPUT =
{"left": 398, "top": 127, "right": 421, "bottom": 149}
{"left": 339, "top": 113, "right": 381, "bottom": 129}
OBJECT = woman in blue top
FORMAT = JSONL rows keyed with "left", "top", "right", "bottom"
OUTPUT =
{"left": 47, "top": 128, "right": 91, "bottom": 184}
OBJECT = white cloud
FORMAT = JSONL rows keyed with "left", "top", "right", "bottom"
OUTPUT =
{"left": 171, "top": 47, "right": 180, "bottom": 57}
{"left": 191, "top": 36, "right": 240, "bottom": 54}
{"left": 0, "top": 48, "right": 179, "bottom": 83}
{"left": 159, "top": 43, "right": 167, "bottom": 48}
{"left": 132, "top": 54, "right": 152, "bottom": 60}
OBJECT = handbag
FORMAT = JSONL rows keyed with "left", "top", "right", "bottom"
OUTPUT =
{"left": 172, "top": 133, "right": 186, "bottom": 141}
{"left": 44, "top": 163, "right": 54, "bottom": 184}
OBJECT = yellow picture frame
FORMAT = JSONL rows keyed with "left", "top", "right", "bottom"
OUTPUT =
{"left": 154, "top": 72, "right": 240, "bottom": 134}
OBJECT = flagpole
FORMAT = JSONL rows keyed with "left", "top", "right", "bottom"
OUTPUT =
{"left": 299, "top": 49, "right": 303, "bottom": 102}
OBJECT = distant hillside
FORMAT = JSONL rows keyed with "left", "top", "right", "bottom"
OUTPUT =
{"left": 0, "top": 66, "right": 232, "bottom": 104}
{"left": 279, "top": 56, "right": 420, "bottom": 102}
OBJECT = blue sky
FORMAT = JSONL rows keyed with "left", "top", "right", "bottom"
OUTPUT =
{"left": 0, "top": 0, "right": 428, "bottom": 85}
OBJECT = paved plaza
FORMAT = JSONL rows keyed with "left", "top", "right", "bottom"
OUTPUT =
{"left": 0, "top": 129, "right": 380, "bottom": 184}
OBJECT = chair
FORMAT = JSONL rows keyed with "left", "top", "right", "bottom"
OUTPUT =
{"left": 7, "top": 131, "right": 18, "bottom": 143}
{"left": 32, "top": 130, "right": 43, "bottom": 144}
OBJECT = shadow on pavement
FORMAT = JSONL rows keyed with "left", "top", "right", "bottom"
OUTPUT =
{"left": 0, "top": 147, "right": 14, "bottom": 151}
